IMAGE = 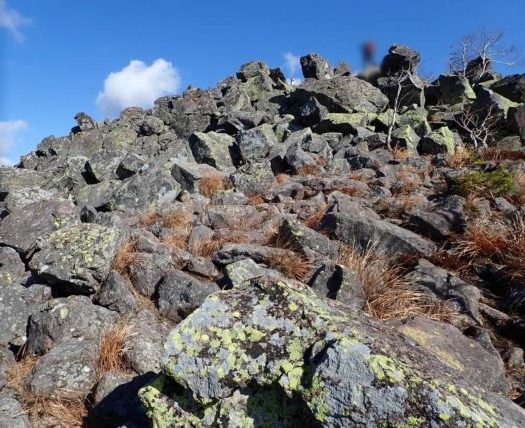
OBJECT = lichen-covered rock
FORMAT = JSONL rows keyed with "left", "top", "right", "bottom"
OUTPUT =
{"left": 291, "top": 76, "right": 389, "bottom": 114}
{"left": 95, "top": 270, "right": 138, "bottom": 314}
{"left": 171, "top": 159, "right": 223, "bottom": 193}
{"left": 322, "top": 213, "right": 436, "bottom": 257}
{"left": 236, "top": 124, "right": 278, "bottom": 162}
{"left": 0, "top": 167, "right": 45, "bottom": 198}
{"left": 418, "top": 126, "right": 459, "bottom": 154}
{"left": 27, "top": 339, "right": 99, "bottom": 398}
{"left": 438, "top": 74, "right": 476, "bottom": 105}
{"left": 300, "top": 53, "right": 334, "bottom": 80}
{"left": 231, "top": 160, "right": 276, "bottom": 195}
{"left": 140, "top": 278, "right": 525, "bottom": 427}
{"left": 189, "top": 131, "right": 237, "bottom": 169}
{"left": 0, "top": 198, "right": 78, "bottom": 256}
{"left": 0, "top": 282, "right": 52, "bottom": 347}
{"left": 29, "top": 224, "right": 123, "bottom": 294}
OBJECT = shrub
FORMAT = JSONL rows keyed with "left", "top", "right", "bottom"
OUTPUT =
{"left": 453, "top": 168, "right": 516, "bottom": 198}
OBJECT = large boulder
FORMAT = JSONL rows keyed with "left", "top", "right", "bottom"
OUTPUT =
{"left": 508, "top": 104, "right": 525, "bottom": 141}
{"left": 29, "top": 224, "right": 123, "bottom": 294}
{"left": 139, "top": 278, "right": 525, "bottom": 427}
{"left": 291, "top": 76, "right": 389, "bottom": 114}
{"left": 490, "top": 73, "right": 525, "bottom": 103}
{"left": 322, "top": 213, "right": 436, "bottom": 257}
{"left": 300, "top": 53, "right": 334, "bottom": 80}
{"left": 418, "top": 126, "right": 458, "bottom": 154}
{"left": 189, "top": 131, "right": 237, "bottom": 169}
{"left": 236, "top": 124, "right": 278, "bottom": 162}
{"left": 0, "top": 198, "right": 78, "bottom": 257}
{"left": 380, "top": 44, "right": 421, "bottom": 75}
{"left": 438, "top": 74, "right": 476, "bottom": 105}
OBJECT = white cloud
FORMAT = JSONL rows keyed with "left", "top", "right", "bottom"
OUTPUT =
{"left": 283, "top": 52, "right": 303, "bottom": 85}
{"left": 0, "top": 119, "right": 28, "bottom": 165}
{"left": 96, "top": 59, "right": 181, "bottom": 118}
{"left": 0, "top": 0, "right": 31, "bottom": 42}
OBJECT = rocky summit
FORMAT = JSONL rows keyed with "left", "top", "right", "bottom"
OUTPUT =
{"left": 1, "top": 46, "right": 525, "bottom": 427}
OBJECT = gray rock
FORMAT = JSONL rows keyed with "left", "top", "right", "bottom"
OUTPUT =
{"left": 236, "top": 124, "right": 278, "bottom": 162}
{"left": 0, "top": 198, "right": 78, "bottom": 256}
{"left": 124, "top": 309, "right": 172, "bottom": 374}
{"left": 0, "top": 393, "right": 31, "bottom": 428}
{"left": 111, "top": 167, "right": 181, "bottom": 210}
{"left": 84, "top": 151, "right": 125, "bottom": 182}
{"left": 300, "top": 53, "right": 334, "bottom": 80}
{"left": 129, "top": 252, "right": 176, "bottom": 298}
{"left": 310, "top": 262, "right": 366, "bottom": 309}
{"left": 322, "top": 213, "right": 436, "bottom": 257}
{"left": 0, "top": 247, "right": 26, "bottom": 283}
{"left": 3, "top": 187, "right": 53, "bottom": 211}
{"left": 116, "top": 153, "right": 149, "bottom": 180}
{"left": 30, "top": 224, "right": 123, "bottom": 294}
{"left": 381, "top": 44, "right": 421, "bottom": 75}
{"left": 28, "top": 339, "right": 99, "bottom": 398}
{"left": 0, "top": 283, "right": 52, "bottom": 347}
{"left": 171, "top": 159, "right": 222, "bottom": 193}
{"left": 393, "top": 316, "right": 508, "bottom": 393}
{"left": 438, "top": 74, "right": 476, "bottom": 105}
{"left": 298, "top": 96, "right": 328, "bottom": 126}
{"left": 0, "top": 167, "right": 45, "bottom": 199}
{"left": 157, "top": 270, "right": 220, "bottom": 322}
{"left": 140, "top": 278, "right": 525, "bottom": 427}
{"left": 90, "top": 372, "right": 154, "bottom": 428}
{"left": 418, "top": 126, "right": 458, "bottom": 154}
{"left": 189, "top": 131, "right": 237, "bottom": 169}
{"left": 26, "top": 295, "right": 118, "bottom": 355}
{"left": 405, "top": 259, "right": 482, "bottom": 324}
{"left": 280, "top": 218, "right": 338, "bottom": 259}
{"left": 0, "top": 349, "right": 15, "bottom": 390}
{"left": 231, "top": 160, "right": 276, "bottom": 195}
{"left": 490, "top": 73, "right": 525, "bottom": 103}
{"left": 223, "top": 258, "right": 278, "bottom": 287}
{"left": 291, "top": 75, "right": 389, "bottom": 114}
{"left": 95, "top": 270, "right": 138, "bottom": 315}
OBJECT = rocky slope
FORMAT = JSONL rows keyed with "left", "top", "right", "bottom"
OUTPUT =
{"left": 1, "top": 46, "right": 525, "bottom": 427}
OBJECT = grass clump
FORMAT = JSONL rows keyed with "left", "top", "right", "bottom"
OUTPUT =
{"left": 112, "top": 239, "right": 138, "bottom": 277}
{"left": 96, "top": 322, "right": 135, "bottom": 377}
{"left": 453, "top": 168, "right": 516, "bottom": 198}
{"left": 337, "top": 243, "right": 455, "bottom": 321}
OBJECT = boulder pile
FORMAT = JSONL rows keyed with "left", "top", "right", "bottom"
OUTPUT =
{"left": 1, "top": 46, "right": 525, "bottom": 427}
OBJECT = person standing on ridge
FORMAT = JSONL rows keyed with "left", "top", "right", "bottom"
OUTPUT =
{"left": 362, "top": 40, "right": 377, "bottom": 68}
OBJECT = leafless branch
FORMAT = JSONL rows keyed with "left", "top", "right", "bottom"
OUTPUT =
{"left": 386, "top": 71, "right": 412, "bottom": 151}
{"left": 453, "top": 104, "right": 500, "bottom": 150}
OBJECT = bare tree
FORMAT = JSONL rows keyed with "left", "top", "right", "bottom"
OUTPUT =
{"left": 448, "top": 30, "right": 520, "bottom": 81}
{"left": 453, "top": 104, "right": 500, "bottom": 150}
{"left": 386, "top": 71, "right": 412, "bottom": 151}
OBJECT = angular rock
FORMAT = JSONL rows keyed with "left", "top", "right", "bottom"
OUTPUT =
{"left": 438, "top": 74, "right": 476, "bottom": 105}
{"left": 0, "top": 198, "right": 78, "bottom": 256}
{"left": 189, "top": 131, "right": 237, "bottom": 169}
{"left": 381, "top": 44, "right": 421, "bottom": 75}
{"left": 300, "top": 53, "right": 334, "bottom": 80}
{"left": 0, "top": 393, "right": 31, "bottom": 428}
{"left": 29, "top": 224, "right": 123, "bottom": 294}
{"left": 26, "top": 295, "right": 118, "bottom": 355}
{"left": 490, "top": 73, "right": 525, "bottom": 103}
{"left": 28, "top": 339, "right": 99, "bottom": 398}
{"left": 140, "top": 278, "right": 525, "bottom": 427}
{"left": 171, "top": 159, "right": 222, "bottom": 193}
{"left": 236, "top": 124, "right": 278, "bottom": 162}
{"left": 418, "top": 126, "right": 458, "bottom": 154}
{"left": 231, "top": 160, "right": 276, "bottom": 195}
{"left": 297, "top": 96, "right": 328, "bottom": 126}
{"left": 291, "top": 76, "right": 389, "bottom": 114}
{"left": 115, "top": 152, "right": 149, "bottom": 179}
{"left": 322, "top": 213, "right": 436, "bottom": 257}
{"left": 157, "top": 270, "right": 220, "bottom": 322}
{"left": 310, "top": 262, "right": 366, "bottom": 309}
{"left": 95, "top": 270, "right": 138, "bottom": 315}
{"left": 280, "top": 218, "right": 338, "bottom": 259}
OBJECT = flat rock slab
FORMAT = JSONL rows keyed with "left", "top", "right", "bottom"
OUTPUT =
{"left": 322, "top": 213, "right": 436, "bottom": 257}
{"left": 0, "top": 198, "right": 78, "bottom": 256}
{"left": 29, "top": 223, "right": 123, "bottom": 294}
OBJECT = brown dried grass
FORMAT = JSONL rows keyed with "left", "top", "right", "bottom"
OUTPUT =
{"left": 113, "top": 239, "right": 138, "bottom": 277}
{"left": 454, "top": 218, "right": 509, "bottom": 261}
{"left": 392, "top": 147, "right": 412, "bottom": 160}
{"left": 275, "top": 173, "right": 291, "bottom": 185}
{"left": 338, "top": 243, "right": 454, "bottom": 321}
{"left": 200, "top": 174, "right": 229, "bottom": 197}
{"left": 266, "top": 251, "right": 313, "bottom": 281}
{"left": 304, "top": 203, "right": 328, "bottom": 229}
{"left": 96, "top": 322, "right": 135, "bottom": 377}
{"left": 296, "top": 164, "right": 323, "bottom": 176}
{"left": 479, "top": 147, "right": 525, "bottom": 162}
{"left": 446, "top": 146, "right": 471, "bottom": 168}
{"left": 247, "top": 194, "right": 266, "bottom": 205}
{"left": 6, "top": 356, "right": 88, "bottom": 427}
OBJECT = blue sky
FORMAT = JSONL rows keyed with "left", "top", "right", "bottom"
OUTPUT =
{"left": 1, "top": 0, "right": 524, "bottom": 164}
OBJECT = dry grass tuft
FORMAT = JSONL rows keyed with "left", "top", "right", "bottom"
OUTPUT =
{"left": 392, "top": 147, "right": 413, "bottom": 160}
{"left": 200, "top": 174, "right": 229, "bottom": 197}
{"left": 275, "top": 173, "right": 291, "bottom": 185}
{"left": 96, "top": 322, "right": 135, "bottom": 377}
{"left": 266, "top": 250, "right": 313, "bottom": 281}
{"left": 113, "top": 239, "right": 138, "bottom": 277}
{"left": 338, "top": 186, "right": 368, "bottom": 197}
{"left": 514, "top": 172, "right": 525, "bottom": 204}
{"left": 139, "top": 212, "right": 161, "bottom": 226}
{"left": 247, "top": 194, "right": 266, "bottom": 205}
{"left": 479, "top": 147, "right": 525, "bottom": 162}
{"left": 454, "top": 218, "right": 508, "bottom": 261}
{"left": 190, "top": 236, "right": 228, "bottom": 258}
{"left": 304, "top": 203, "right": 328, "bottom": 229}
{"left": 6, "top": 356, "right": 88, "bottom": 427}
{"left": 296, "top": 164, "right": 323, "bottom": 176}
{"left": 338, "top": 244, "right": 454, "bottom": 321}
{"left": 446, "top": 146, "right": 472, "bottom": 168}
